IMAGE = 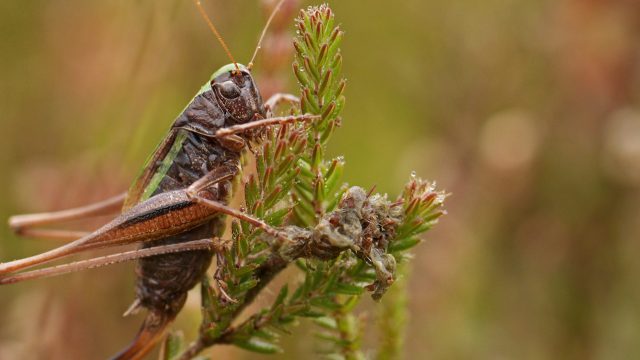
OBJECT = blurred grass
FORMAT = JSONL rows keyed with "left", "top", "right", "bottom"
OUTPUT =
{"left": 1, "top": 0, "right": 640, "bottom": 359}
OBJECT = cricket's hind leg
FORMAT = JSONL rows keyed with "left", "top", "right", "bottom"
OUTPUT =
{"left": 9, "top": 192, "right": 126, "bottom": 241}
{"left": 0, "top": 238, "right": 217, "bottom": 285}
{"left": 0, "top": 166, "right": 237, "bottom": 276}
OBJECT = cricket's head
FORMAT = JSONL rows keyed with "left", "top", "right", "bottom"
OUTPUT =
{"left": 211, "top": 64, "right": 265, "bottom": 126}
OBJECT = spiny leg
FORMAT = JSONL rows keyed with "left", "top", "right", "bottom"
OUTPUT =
{"left": 0, "top": 167, "right": 239, "bottom": 276}
{"left": 214, "top": 114, "right": 319, "bottom": 138}
{"left": 187, "top": 191, "right": 285, "bottom": 240}
{"left": 0, "top": 238, "right": 220, "bottom": 285}
{"left": 187, "top": 175, "right": 285, "bottom": 242}
{"left": 9, "top": 192, "right": 126, "bottom": 241}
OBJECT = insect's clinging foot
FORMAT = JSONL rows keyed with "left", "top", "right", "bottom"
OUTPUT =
{"left": 213, "top": 252, "right": 237, "bottom": 303}
{"left": 215, "top": 278, "right": 238, "bottom": 304}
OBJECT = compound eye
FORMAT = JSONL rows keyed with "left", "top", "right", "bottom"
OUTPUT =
{"left": 218, "top": 81, "right": 241, "bottom": 99}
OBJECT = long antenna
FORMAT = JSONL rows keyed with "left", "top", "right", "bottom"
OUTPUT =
{"left": 247, "top": 0, "right": 286, "bottom": 70}
{"left": 194, "top": 0, "right": 240, "bottom": 72}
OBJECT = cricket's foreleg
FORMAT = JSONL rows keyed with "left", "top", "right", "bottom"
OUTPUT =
{"left": 214, "top": 113, "right": 320, "bottom": 138}
{"left": 0, "top": 167, "right": 239, "bottom": 277}
{"left": 264, "top": 93, "right": 300, "bottom": 117}
{"left": 0, "top": 238, "right": 220, "bottom": 285}
{"left": 9, "top": 192, "right": 127, "bottom": 241}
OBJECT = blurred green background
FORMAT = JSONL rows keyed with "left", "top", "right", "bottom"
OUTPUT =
{"left": 1, "top": 0, "right": 640, "bottom": 359}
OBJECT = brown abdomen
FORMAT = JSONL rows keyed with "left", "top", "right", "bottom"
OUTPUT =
{"left": 135, "top": 222, "right": 218, "bottom": 313}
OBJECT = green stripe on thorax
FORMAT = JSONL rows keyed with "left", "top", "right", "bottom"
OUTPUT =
{"left": 135, "top": 63, "right": 248, "bottom": 203}
{"left": 140, "top": 130, "right": 189, "bottom": 202}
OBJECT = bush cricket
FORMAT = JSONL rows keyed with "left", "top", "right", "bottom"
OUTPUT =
{"left": 0, "top": 1, "right": 316, "bottom": 358}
